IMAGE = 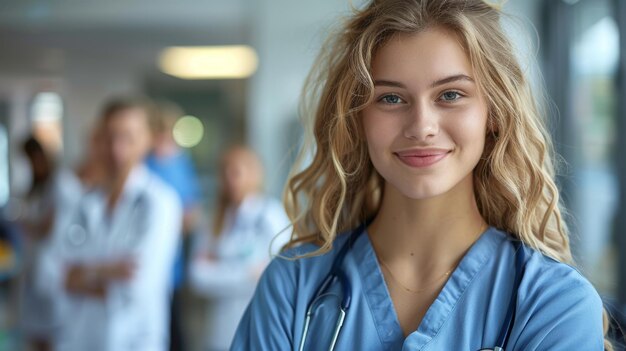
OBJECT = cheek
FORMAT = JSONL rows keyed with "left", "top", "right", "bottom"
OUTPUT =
{"left": 137, "top": 135, "right": 152, "bottom": 156}
{"left": 447, "top": 107, "right": 488, "bottom": 151}
{"left": 362, "top": 111, "right": 399, "bottom": 155}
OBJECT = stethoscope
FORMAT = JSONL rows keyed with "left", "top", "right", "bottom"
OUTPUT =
{"left": 298, "top": 221, "right": 529, "bottom": 351}
{"left": 64, "top": 189, "right": 149, "bottom": 250}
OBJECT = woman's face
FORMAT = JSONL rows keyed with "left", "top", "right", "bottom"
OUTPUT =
{"left": 222, "top": 150, "right": 261, "bottom": 204}
{"left": 103, "top": 107, "right": 153, "bottom": 175}
{"left": 362, "top": 27, "right": 488, "bottom": 200}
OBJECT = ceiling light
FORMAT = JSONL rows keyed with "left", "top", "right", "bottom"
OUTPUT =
{"left": 159, "top": 45, "right": 258, "bottom": 79}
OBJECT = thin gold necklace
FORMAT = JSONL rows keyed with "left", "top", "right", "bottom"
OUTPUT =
{"left": 377, "top": 222, "right": 488, "bottom": 294}
{"left": 379, "top": 257, "right": 453, "bottom": 294}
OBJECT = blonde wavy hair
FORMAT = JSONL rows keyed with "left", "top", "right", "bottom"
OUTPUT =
{"left": 282, "top": 0, "right": 612, "bottom": 348}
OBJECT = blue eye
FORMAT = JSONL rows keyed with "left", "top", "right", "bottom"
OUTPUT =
{"left": 379, "top": 94, "right": 404, "bottom": 104}
{"left": 440, "top": 91, "right": 462, "bottom": 102}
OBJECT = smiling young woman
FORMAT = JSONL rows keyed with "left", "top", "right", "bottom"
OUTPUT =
{"left": 361, "top": 27, "right": 492, "bottom": 335}
{"left": 363, "top": 27, "right": 488, "bottom": 201}
{"left": 230, "top": 1, "right": 612, "bottom": 350}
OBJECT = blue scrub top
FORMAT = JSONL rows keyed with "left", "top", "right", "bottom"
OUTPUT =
{"left": 145, "top": 151, "right": 201, "bottom": 288}
{"left": 231, "top": 227, "right": 604, "bottom": 350}
{"left": 145, "top": 151, "right": 200, "bottom": 211}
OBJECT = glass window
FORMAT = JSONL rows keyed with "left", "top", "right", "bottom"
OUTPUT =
{"left": 569, "top": 0, "right": 620, "bottom": 294}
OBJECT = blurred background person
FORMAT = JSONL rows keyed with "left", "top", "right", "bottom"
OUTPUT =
{"left": 74, "top": 127, "right": 106, "bottom": 190}
{"left": 38, "top": 97, "right": 182, "bottom": 351}
{"left": 189, "top": 146, "right": 288, "bottom": 351}
{"left": 0, "top": 210, "right": 19, "bottom": 281}
{"left": 17, "top": 136, "right": 80, "bottom": 351}
{"left": 145, "top": 101, "right": 202, "bottom": 351}
{"left": 0, "top": 208, "right": 21, "bottom": 351}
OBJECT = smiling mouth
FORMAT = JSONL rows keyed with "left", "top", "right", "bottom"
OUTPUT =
{"left": 393, "top": 149, "right": 452, "bottom": 168}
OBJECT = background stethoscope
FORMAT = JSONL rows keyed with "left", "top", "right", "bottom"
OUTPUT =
{"left": 62, "top": 188, "right": 150, "bottom": 311}
{"left": 298, "top": 221, "right": 529, "bottom": 351}
{"left": 64, "top": 189, "right": 149, "bottom": 250}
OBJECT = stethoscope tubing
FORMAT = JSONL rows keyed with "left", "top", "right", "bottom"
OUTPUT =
{"left": 299, "top": 222, "right": 528, "bottom": 351}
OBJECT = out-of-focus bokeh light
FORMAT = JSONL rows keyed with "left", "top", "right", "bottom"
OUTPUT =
{"left": 31, "top": 92, "right": 63, "bottom": 122}
{"left": 173, "top": 115, "right": 204, "bottom": 148}
{"left": 31, "top": 92, "right": 64, "bottom": 154}
{"left": 158, "top": 45, "right": 258, "bottom": 79}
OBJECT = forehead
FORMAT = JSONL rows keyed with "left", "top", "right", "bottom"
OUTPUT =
{"left": 370, "top": 27, "right": 473, "bottom": 86}
{"left": 224, "top": 149, "right": 255, "bottom": 165}
{"left": 105, "top": 107, "right": 150, "bottom": 131}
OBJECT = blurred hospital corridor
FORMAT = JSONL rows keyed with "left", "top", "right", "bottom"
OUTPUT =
{"left": 0, "top": 0, "right": 625, "bottom": 350}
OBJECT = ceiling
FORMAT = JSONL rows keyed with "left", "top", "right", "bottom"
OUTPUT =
{"left": 0, "top": 0, "right": 249, "bottom": 30}
{"left": 0, "top": 0, "right": 253, "bottom": 76}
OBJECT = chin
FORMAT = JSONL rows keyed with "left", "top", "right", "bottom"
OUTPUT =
{"left": 390, "top": 178, "right": 452, "bottom": 200}
{"left": 392, "top": 170, "right": 476, "bottom": 202}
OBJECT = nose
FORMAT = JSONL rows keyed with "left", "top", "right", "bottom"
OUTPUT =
{"left": 403, "top": 102, "right": 439, "bottom": 141}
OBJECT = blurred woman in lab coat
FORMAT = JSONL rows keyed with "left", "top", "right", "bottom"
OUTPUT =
{"left": 18, "top": 136, "right": 80, "bottom": 351}
{"left": 38, "top": 97, "right": 182, "bottom": 351}
{"left": 189, "top": 146, "right": 289, "bottom": 351}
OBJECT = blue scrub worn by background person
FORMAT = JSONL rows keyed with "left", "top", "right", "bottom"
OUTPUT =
{"left": 231, "top": 227, "right": 604, "bottom": 351}
{"left": 146, "top": 150, "right": 201, "bottom": 288}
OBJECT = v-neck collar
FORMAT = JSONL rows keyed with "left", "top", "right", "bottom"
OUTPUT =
{"left": 353, "top": 227, "right": 501, "bottom": 350}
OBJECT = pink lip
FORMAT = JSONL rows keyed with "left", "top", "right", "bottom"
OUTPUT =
{"left": 394, "top": 148, "right": 451, "bottom": 168}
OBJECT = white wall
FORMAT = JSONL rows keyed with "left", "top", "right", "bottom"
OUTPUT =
{"left": 246, "top": 0, "right": 359, "bottom": 196}
{"left": 62, "top": 62, "right": 142, "bottom": 164}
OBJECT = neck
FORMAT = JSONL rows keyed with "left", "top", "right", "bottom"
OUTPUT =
{"left": 105, "top": 165, "right": 134, "bottom": 212}
{"left": 154, "top": 142, "right": 179, "bottom": 157}
{"left": 369, "top": 175, "right": 487, "bottom": 278}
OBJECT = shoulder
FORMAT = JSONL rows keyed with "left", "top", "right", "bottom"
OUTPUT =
{"left": 129, "top": 170, "right": 183, "bottom": 221}
{"left": 233, "top": 233, "right": 349, "bottom": 350}
{"left": 500, "top": 231, "right": 605, "bottom": 348}
{"left": 176, "top": 150, "right": 195, "bottom": 166}
{"left": 487, "top": 228, "right": 602, "bottom": 311}
{"left": 144, "top": 170, "right": 181, "bottom": 204}
{"left": 247, "top": 195, "right": 288, "bottom": 227}
{"left": 249, "top": 194, "right": 283, "bottom": 212}
{"left": 487, "top": 229, "right": 598, "bottom": 298}
{"left": 485, "top": 228, "right": 602, "bottom": 322}
{"left": 519, "top": 243, "right": 601, "bottom": 311}
{"left": 265, "top": 232, "right": 352, "bottom": 281}
{"left": 278, "top": 231, "right": 351, "bottom": 261}
{"left": 51, "top": 168, "right": 83, "bottom": 204}
{"left": 260, "top": 197, "right": 289, "bottom": 223}
{"left": 263, "top": 196, "right": 284, "bottom": 210}
{"left": 249, "top": 232, "right": 351, "bottom": 319}
{"left": 267, "top": 231, "right": 351, "bottom": 267}
{"left": 144, "top": 152, "right": 157, "bottom": 165}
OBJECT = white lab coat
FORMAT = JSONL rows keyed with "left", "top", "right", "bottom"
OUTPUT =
{"left": 189, "top": 193, "right": 290, "bottom": 351}
{"left": 38, "top": 165, "right": 182, "bottom": 351}
{"left": 19, "top": 168, "right": 81, "bottom": 338}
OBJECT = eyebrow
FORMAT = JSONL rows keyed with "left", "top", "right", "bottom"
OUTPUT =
{"left": 430, "top": 74, "right": 474, "bottom": 88}
{"left": 373, "top": 74, "right": 475, "bottom": 89}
